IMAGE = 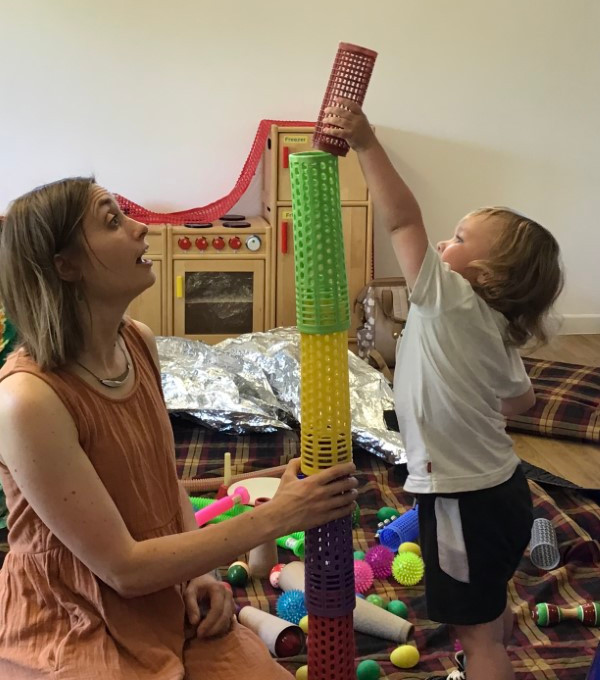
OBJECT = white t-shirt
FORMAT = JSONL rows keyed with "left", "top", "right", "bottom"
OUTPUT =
{"left": 394, "top": 244, "right": 531, "bottom": 494}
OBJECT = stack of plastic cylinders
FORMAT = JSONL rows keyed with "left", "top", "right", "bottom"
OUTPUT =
{"left": 290, "top": 149, "right": 355, "bottom": 680}
{"left": 313, "top": 42, "right": 378, "bottom": 157}
{"left": 379, "top": 506, "right": 420, "bottom": 552}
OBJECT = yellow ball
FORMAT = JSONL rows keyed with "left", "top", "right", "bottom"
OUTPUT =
{"left": 390, "top": 644, "right": 420, "bottom": 669}
{"left": 398, "top": 542, "right": 421, "bottom": 557}
{"left": 299, "top": 615, "right": 309, "bottom": 634}
{"left": 296, "top": 665, "right": 308, "bottom": 680}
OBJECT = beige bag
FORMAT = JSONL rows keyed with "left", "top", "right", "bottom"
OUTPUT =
{"left": 355, "top": 277, "right": 410, "bottom": 372}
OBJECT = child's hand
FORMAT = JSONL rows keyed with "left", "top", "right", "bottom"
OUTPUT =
{"left": 184, "top": 574, "right": 235, "bottom": 639}
{"left": 323, "top": 97, "right": 376, "bottom": 152}
{"left": 272, "top": 458, "right": 358, "bottom": 535}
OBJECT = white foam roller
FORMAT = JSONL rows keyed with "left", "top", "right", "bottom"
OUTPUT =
{"left": 238, "top": 605, "right": 304, "bottom": 657}
{"left": 353, "top": 595, "right": 412, "bottom": 642}
{"left": 278, "top": 561, "right": 412, "bottom": 642}
{"left": 279, "top": 560, "right": 305, "bottom": 592}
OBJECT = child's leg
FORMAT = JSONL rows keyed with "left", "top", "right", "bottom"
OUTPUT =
{"left": 455, "top": 608, "right": 514, "bottom": 680}
{"left": 502, "top": 600, "right": 514, "bottom": 647}
{"left": 417, "top": 468, "right": 532, "bottom": 679}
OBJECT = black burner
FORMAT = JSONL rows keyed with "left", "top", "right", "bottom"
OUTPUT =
{"left": 219, "top": 214, "right": 245, "bottom": 221}
{"left": 222, "top": 221, "right": 250, "bottom": 228}
{"left": 184, "top": 222, "right": 213, "bottom": 229}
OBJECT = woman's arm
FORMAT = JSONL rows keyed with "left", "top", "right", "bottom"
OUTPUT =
{"left": 0, "top": 373, "right": 357, "bottom": 598}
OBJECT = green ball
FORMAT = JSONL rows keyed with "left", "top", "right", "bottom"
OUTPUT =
{"left": 376, "top": 506, "right": 398, "bottom": 522}
{"left": 366, "top": 594, "right": 385, "bottom": 608}
{"left": 387, "top": 599, "right": 408, "bottom": 618}
{"left": 354, "top": 550, "right": 366, "bottom": 560}
{"left": 226, "top": 563, "right": 249, "bottom": 587}
{"left": 352, "top": 503, "right": 361, "bottom": 528}
{"left": 356, "top": 659, "right": 381, "bottom": 680}
{"left": 392, "top": 552, "right": 424, "bottom": 586}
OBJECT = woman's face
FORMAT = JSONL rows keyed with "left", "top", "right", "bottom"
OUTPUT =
{"left": 63, "top": 185, "right": 156, "bottom": 306}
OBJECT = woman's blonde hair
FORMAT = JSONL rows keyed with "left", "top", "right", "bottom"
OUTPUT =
{"left": 469, "top": 207, "right": 563, "bottom": 347}
{"left": 0, "top": 177, "right": 96, "bottom": 370}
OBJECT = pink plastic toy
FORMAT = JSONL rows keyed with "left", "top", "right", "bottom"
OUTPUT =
{"left": 194, "top": 486, "right": 250, "bottom": 527}
{"left": 354, "top": 560, "right": 374, "bottom": 594}
{"left": 365, "top": 545, "right": 395, "bottom": 579}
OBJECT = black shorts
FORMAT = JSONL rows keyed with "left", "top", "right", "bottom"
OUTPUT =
{"left": 417, "top": 465, "right": 533, "bottom": 626}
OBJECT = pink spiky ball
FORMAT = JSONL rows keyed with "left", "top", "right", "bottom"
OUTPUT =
{"left": 354, "top": 559, "right": 374, "bottom": 594}
{"left": 365, "top": 545, "right": 395, "bottom": 579}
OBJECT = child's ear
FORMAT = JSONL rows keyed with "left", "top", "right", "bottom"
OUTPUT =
{"left": 54, "top": 252, "right": 81, "bottom": 282}
{"left": 476, "top": 270, "right": 490, "bottom": 285}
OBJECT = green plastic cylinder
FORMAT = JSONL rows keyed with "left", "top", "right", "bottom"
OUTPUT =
{"left": 276, "top": 532, "right": 306, "bottom": 559}
{"left": 189, "top": 496, "right": 250, "bottom": 523}
{"left": 289, "top": 151, "right": 350, "bottom": 334}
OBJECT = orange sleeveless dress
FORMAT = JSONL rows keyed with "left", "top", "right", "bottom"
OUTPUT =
{"left": 0, "top": 321, "right": 292, "bottom": 680}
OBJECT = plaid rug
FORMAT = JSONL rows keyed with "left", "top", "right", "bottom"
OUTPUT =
{"left": 0, "top": 418, "right": 597, "bottom": 677}
{"left": 507, "top": 358, "right": 600, "bottom": 445}
{"left": 173, "top": 418, "right": 600, "bottom": 679}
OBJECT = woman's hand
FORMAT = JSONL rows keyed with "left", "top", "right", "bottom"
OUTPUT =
{"left": 272, "top": 458, "right": 358, "bottom": 536}
{"left": 184, "top": 574, "right": 235, "bottom": 639}
{"left": 323, "top": 97, "right": 376, "bottom": 152}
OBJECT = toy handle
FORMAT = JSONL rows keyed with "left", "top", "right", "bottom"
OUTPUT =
{"left": 194, "top": 486, "right": 250, "bottom": 527}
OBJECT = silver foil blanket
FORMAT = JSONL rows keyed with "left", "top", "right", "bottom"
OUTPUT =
{"left": 157, "top": 328, "right": 406, "bottom": 465}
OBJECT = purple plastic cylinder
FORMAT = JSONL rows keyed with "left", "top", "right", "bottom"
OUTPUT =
{"left": 304, "top": 515, "right": 356, "bottom": 617}
{"left": 379, "top": 506, "right": 419, "bottom": 552}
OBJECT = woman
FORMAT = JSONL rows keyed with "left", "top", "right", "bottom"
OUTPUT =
{"left": 0, "top": 177, "right": 358, "bottom": 679}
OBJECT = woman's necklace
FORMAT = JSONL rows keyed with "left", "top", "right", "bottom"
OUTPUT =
{"left": 74, "top": 337, "right": 131, "bottom": 388}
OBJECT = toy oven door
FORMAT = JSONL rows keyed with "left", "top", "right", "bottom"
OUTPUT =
{"left": 173, "top": 259, "right": 265, "bottom": 344}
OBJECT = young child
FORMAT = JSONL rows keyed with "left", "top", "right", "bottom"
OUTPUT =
{"left": 323, "top": 99, "right": 563, "bottom": 680}
{"left": 0, "top": 178, "right": 358, "bottom": 679}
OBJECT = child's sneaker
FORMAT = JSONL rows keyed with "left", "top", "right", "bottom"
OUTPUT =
{"left": 426, "top": 651, "right": 466, "bottom": 679}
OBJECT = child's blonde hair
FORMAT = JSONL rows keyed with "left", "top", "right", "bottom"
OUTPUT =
{"left": 0, "top": 177, "right": 96, "bottom": 370}
{"left": 469, "top": 207, "right": 563, "bottom": 347}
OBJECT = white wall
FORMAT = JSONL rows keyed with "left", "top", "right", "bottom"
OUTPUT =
{"left": 1, "top": 0, "right": 598, "bottom": 332}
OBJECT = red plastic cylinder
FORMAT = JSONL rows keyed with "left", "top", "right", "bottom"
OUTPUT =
{"left": 313, "top": 42, "right": 378, "bottom": 157}
{"left": 307, "top": 612, "right": 355, "bottom": 680}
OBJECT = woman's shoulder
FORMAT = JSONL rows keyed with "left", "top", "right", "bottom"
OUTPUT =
{"left": 0, "top": 369, "right": 77, "bottom": 464}
{"left": 0, "top": 367, "right": 66, "bottom": 416}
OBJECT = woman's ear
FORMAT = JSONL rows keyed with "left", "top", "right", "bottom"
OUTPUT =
{"left": 54, "top": 252, "right": 81, "bottom": 282}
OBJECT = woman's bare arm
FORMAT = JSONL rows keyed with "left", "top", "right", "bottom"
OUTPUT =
{"left": 0, "top": 373, "right": 357, "bottom": 598}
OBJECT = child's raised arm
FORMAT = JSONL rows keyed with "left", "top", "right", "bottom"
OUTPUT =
{"left": 323, "top": 98, "right": 428, "bottom": 289}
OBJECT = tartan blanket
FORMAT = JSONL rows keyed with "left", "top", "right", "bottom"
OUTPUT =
{"left": 0, "top": 418, "right": 597, "bottom": 677}
{"left": 507, "top": 358, "right": 600, "bottom": 445}
{"left": 173, "top": 418, "right": 600, "bottom": 680}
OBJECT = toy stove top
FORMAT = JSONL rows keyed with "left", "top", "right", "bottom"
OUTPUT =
{"left": 171, "top": 215, "right": 271, "bottom": 254}
{"left": 184, "top": 214, "right": 250, "bottom": 229}
{"left": 173, "top": 215, "right": 270, "bottom": 235}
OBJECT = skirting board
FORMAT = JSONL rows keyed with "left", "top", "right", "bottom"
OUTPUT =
{"left": 559, "top": 314, "right": 600, "bottom": 335}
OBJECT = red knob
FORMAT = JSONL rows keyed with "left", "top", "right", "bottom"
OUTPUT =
{"left": 195, "top": 237, "right": 208, "bottom": 250}
{"left": 212, "top": 236, "right": 225, "bottom": 250}
{"left": 178, "top": 236, "right": 192, "bottom": 250}
{"left": 229, "top": 236, "right": 242, "bottom": 250}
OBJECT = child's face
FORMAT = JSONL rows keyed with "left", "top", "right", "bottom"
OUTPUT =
{"left": 437, "top": 213, "right": 504, "bottom": 284}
